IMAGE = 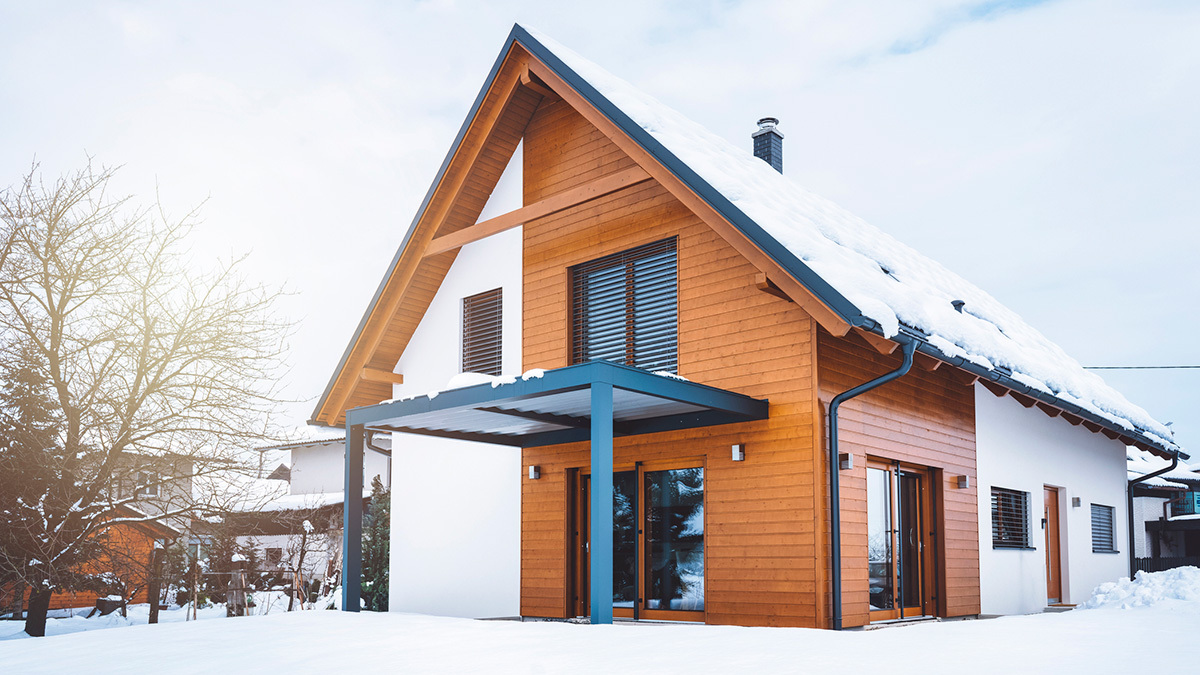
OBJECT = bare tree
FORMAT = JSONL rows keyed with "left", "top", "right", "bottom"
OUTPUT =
{"left": 0, "top": 161, "right": 290, "bottom": 636}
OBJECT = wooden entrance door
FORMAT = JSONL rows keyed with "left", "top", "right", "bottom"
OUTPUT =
{"left": 867, "top": 460, "right": 935, "bottom": 622}
{"left": 571, "top": 459, "right": 706, "bottom": 622}
{"left": 1044, "top": 486, "right": 1062, "bottom": 604}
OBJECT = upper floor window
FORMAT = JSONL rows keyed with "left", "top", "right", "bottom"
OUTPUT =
{"left": 462, "top": 288, "right": 503, "bottom": 376}
{"left": 991, "top": 486, "right": 1030, "bottom": 549}
{"left": 135, "top": 471, "right": 159, "bottom": 498}
{"left": 571, "top": 238, "right": 678, "bottom": 373}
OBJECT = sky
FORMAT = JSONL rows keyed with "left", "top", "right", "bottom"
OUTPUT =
{"left": 0, "top": 0, "right": 1196, "bottom": 453}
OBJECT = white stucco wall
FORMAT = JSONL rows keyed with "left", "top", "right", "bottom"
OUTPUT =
{"left": 975, "top": 383, "right": 1129, "bottom": 614}
{"left": 290, "top": 442, "right": 390, "bottom": 495}
{"left": 386, "top": 146, "right": 523, "bottom": 619}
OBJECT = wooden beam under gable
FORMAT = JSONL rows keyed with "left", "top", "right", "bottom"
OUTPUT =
{"left": 979, "top": 380, "right": 1008, "bottom": 398}
{"left": 360, "top": 368, "right": 404, "bottom": 385}
{"left": 424, "top": 166, "right": 651, "bottom": 256}
{"left": 755, "top": 272, "right": 793, "bottom": 302}
{"left": 524, "top": 57, "right": 854, "bottom": 338}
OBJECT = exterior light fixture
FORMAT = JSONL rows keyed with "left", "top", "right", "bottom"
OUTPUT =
{"left": 956, "top": 475, "right": 970, "bottom": 489}
{"left": 732, "top": 444, "right": 745, "bottom": 462}
{"left": 1072, "top": 496, "right": 1081, "bottom": 507}
{"left": 839, "top": 453, "right": 853, "bottom": 471}
{"left": 528, "top": 465, "right": 540, "bottom": 480}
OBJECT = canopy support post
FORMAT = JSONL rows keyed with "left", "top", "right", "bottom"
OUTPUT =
{"left": 342, "top": 422, "right": 364, "bottom": 612}
{"left": 589, "top": 382, "right": 614, "bottom": 625}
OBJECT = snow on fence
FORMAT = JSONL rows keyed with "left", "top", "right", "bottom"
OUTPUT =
{"left": 1134, "top": 556, "right": 1200, "bottom": 574}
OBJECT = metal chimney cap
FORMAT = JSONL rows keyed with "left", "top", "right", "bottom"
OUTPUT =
{"left": 757, "top": 117, "right": 780, "bottom": 130}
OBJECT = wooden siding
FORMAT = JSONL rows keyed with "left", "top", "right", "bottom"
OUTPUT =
{"left": 520, "top": 98, "right": 827, "bottom": 628}
{"left": 816, "top": 329, "right": 981, "bottom": 627}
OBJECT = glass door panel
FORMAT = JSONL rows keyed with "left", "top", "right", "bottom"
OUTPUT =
{"left": 644, "top": 467, "right": 705, "bottom": 612}
{"left": 613, "top": 471, "right": 637, "bottom": 608}
{"left": 868, "top": 461, "right": 932, "bottom": 622}
{"left": 867, "top": 467, "right": 895, "bottom": 615}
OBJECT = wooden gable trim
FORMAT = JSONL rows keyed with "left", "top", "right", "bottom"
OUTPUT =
{"left": 315, "top": 48, "right": 541, "bottom": 426}
{"left": 424, "top": 166, "right": 651, "bottom": 257}
{"left": 1036, "top": 402, "right": 1063, "bottom": 418}
{"left": 523, "top": 56, "right": 853, "bottom": 338}
{"left": 755, "top": 272, "right": 792, "bottom": 302}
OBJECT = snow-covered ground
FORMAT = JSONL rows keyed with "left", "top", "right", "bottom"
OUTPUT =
{"left": 3, "top": 570, "right": 1199, "bottom": 674}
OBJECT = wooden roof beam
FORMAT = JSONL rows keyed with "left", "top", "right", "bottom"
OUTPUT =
{"left": 361, "top": 368, "right": 404, "bottom": 385}
{"left": 424, "top": 166, "right": 651, "bottom": 257}
{"left": 1036, "top": 402, "right": 1063, "bottom": 418}
{"left": 520, "top": 68, "right": 557, "bottom": 99}
{"left": 913, "top": 352, "right": 943, "bottom": 371}
{"left": 979, "top": 380, "right": 1008, "bottom": 398}
{"left": 1010, "top": 392, "right": 1038, "bottom": 408}
{"left": 852, "top": 327, "right": 898, "bottom": 355}
{"left": 755, "top": 273, "right": 793, "bottom": 302}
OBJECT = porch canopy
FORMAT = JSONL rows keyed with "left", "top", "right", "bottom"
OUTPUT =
{"left": 341, "top": 360, "right": 769, "bottom": 623}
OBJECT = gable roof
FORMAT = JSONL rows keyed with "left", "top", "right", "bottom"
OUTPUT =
{"left": 313, "top": 24, "right": 1179, "bottom": 459}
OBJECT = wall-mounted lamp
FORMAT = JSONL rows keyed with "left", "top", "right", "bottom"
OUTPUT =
{"left": 956, "top": 475, "right": 970, "bottom": 489}
{"left": 839, "top": 453, "right": 853, "bottom": 471}
{"left": 732, "top": 444, "right": 746, "bottom": 462}
{"left": 528, "top": 465, "right": 540, "bottom": 480}
{"left": 1072, "top": 496, "right": 1081, "bottom": 508}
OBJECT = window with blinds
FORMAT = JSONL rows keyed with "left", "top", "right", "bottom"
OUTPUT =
{"left": 1091, "top": 504, "right": 1117, "bottom": 553}
{"left": 571, "top": 238, "right": 678, "bottom": 373}
{"left": 991, "top": 487, "right": 1031, "bottom": 549}
{"left": 462, "top": 288, "right": 503, "bottom": 376}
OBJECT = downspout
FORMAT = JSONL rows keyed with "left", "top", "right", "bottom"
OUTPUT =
{"left": 1127, "top": 451, "right": 1179, "bottom": 575}
{"left": 829, "top": 337, "right": 916, "bottom": 630}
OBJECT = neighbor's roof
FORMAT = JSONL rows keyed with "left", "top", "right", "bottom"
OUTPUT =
{"left": 517, "top": 25, "right": 1178, "bottom": 456}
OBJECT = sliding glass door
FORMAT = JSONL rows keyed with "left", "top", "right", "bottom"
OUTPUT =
{"left": 572, "top": 461, "right": 705, "bottom": 621}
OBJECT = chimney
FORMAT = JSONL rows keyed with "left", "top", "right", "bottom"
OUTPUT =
{"left": 752, "top": 117, "right": 784, "bottom": 173}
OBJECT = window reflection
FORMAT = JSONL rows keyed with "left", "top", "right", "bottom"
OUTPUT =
{"left": 645, "top": 468, "right": 704, "bottom": 611}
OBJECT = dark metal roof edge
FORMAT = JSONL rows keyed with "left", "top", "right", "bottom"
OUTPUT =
{"left": 884, "top": 324, "right": 1181, "bottom": 458}
{"left": 345, "top": 360, "right": 768, "bottom": 428}
{"left": 310, "top": 27, "right": 526, "bottom": 426}
{"left": 509, "top": 24, "right": 867, "bottom": 330}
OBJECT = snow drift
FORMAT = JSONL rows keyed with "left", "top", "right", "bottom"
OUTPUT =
{"left": 1083, "top": 566, "right": 1200, "bottom": 609}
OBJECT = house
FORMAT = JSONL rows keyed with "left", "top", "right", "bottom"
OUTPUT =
{"left": 309, "top": 25, "right": 1182, "bottom": 628}
{"left": 2, "top": 506, "right": 180, "bottom": 614}
{"left": 225, "top": 437, "right": 390, "bottom": 583}
{"left": 1128, "top": 449, "right": 1200, "bottom": 564}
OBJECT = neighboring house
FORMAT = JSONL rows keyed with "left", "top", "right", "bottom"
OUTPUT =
{"left": 2, "top": 506, "right": 179, "bottom": 614}
{"left": 1128, "top": 450, "right": 1200, "bottom": 562}
{"left": 310, "top": 25, "right": 1182, "bottom": 629}
{"left": 228, "top": 437, "right": 390, "bottom": 582}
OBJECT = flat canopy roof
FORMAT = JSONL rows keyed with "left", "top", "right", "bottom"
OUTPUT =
{"left": 345, "top": 361, "right": 769, "bottom": 448}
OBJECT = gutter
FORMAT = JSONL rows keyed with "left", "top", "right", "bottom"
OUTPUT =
{"left": 1127, "top": 451, "right": 1180, "bottom": 574}
{"left": 828, "top": 338, "right": 916, "bottom": 630}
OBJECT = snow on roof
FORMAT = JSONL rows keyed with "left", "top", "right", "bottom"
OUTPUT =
{"left": 521, "top": 26, "right": 1178, "bottom": 454}
{"left": 255, "top": 490, "right": 370, "bottom": 513}
{"left": 1128, "top": 448, "right": 1200, "bottom": 488}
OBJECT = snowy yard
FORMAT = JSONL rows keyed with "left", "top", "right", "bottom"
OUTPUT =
{"left": 3, "top": 569, "right": 1199, "bottom": 674}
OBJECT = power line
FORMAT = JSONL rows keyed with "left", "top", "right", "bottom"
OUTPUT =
{"left": 1084, "top": 365, "right": 1200, "bottom": 370}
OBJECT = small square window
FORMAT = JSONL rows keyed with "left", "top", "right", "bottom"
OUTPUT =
{"left": 1091, "top": 504, "right": 1117, "bottom": 553}
{"left": 991, "top": 487, "right": 1030, "bottom": 549}
{"left": 135, "top": 471, "right": 159, "bottom": 498}
{"left": 266, "top": 547, "right": 283, "bottom": 567}
{"left": 462, "top": 288, "right": 503, "bottom": 376}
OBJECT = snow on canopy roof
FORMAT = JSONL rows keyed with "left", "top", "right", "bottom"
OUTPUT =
{"left": 520, "top": 25, "right": 1178, "bottom": 453}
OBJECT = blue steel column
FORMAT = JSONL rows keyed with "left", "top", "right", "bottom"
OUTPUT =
{"left": 342, "top": 422, "right": 364, "bottom": 612}
{"left": 589, "top": 382, "right": 614, "bottom": 625}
